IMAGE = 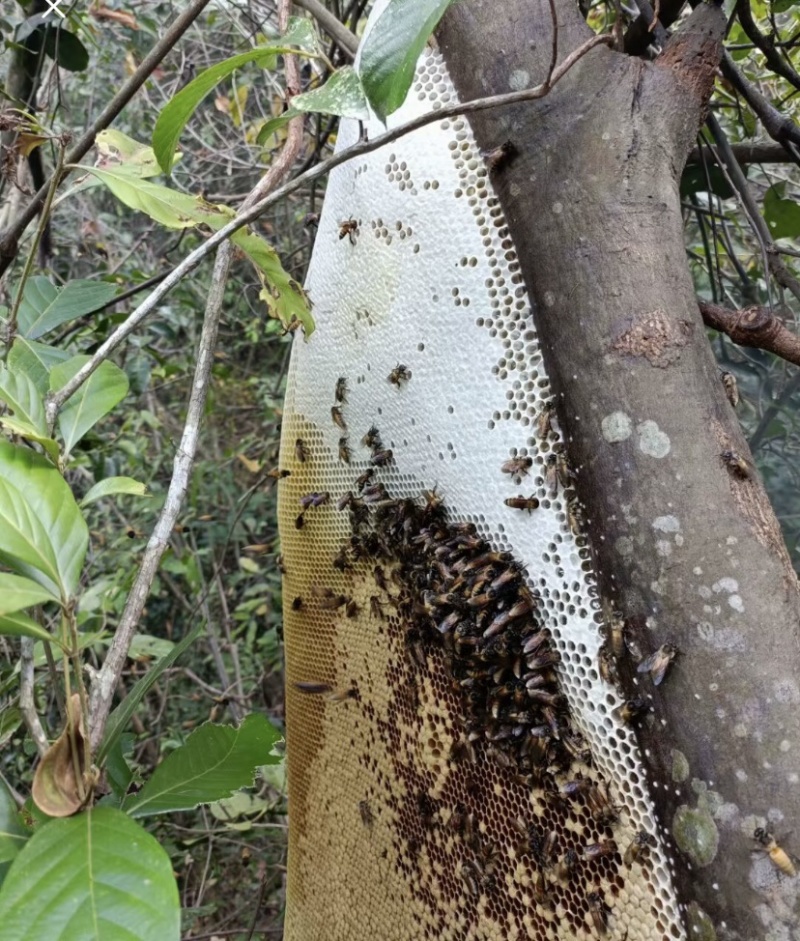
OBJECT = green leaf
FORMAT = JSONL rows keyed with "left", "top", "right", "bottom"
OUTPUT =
{"left": 359, "top": 0, "right": 455, "bottom": 120}
{"left": 49, "top": 355, "right": 129, "bottom": 456}
{"left": 0, "top": 807, "right": 180, "bottom": 941}
{"left": 231, "top": 229, "right": 314, "bottom": 335}
{"left": 292, "top": 66, "right": 369, "bottom": 120}
{"left": 680, "top": 165, "right": 735, "bottom": 200}
{"left": 0, "top": 364, "right": 47, "bottom": 437}
{"left": 7, "top": 338, "right": 71, "bottom": 397}
{"left": 256, "top": 111, "right": 296, "bottom": 146}
{"left": 153, "top": 42, "right": 318, "bottom": 174}
{"left": 0, "top": 441, "right": 88, "bottom": 598}
{"left": 0, "top": 707, "right": 23, "bottom": 750}
{"left": 80, "top": 477, "right": 148, "bottom": 507}
{"left": 0, "top": 572, "right": 59, "bottom": 615}
{"left": 97, "top": 623, "right": 204, "bottom": 765}
{"left": 42, "top": 26, "right": 89, "bottom": 71}
{"left": 125, "top": 714, "right": 281, "bottom": 817}
{"left": 105, "top": 737, "right": 135, "bottom": 800}
{"left": 0, "top": 415, "right": 60, "bottom": 463}
{"left": 94, "top": 130, "right": 163, "bottom": 179}
{"left": 128, "top": 634, "right": 174, "bottom": 661}
{"left": 0, "top": 780, "right": 28, "bottom": 867}
{"left": 17, "top": 278, "right": 118, "bottom": 341}
{"left": 764, "top": 182, "right": 800, "bottom": 239}
{"left": 0, "top": 612, "right": 54, "bottom": 645}
{"left": 79, "top": 168, "right": 230, "bottom": 229}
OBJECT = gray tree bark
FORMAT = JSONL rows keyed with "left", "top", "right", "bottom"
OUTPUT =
{"left": 439, "top": 2, "right": 800, "bottom": 937}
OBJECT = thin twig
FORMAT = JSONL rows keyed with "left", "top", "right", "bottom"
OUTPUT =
{"left": 0, "top": 0, "right": 216, "bottom": 278}
{"left": 749, "top": 371, "right": 800, "bottom": 451}
{"left": 45, "top": 31, "right": 613, "bottom": 425}
{"left": 545, "top": 0, "right": 559, "bottom": 87}
{"left": 735, "top": 0, "right": 800, "bottom": 92}
{"left": 20, "top": 638, "right": 48, "bottom": 756}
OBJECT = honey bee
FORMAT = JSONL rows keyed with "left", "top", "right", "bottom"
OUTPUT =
{"left": 332, "top": 546, "right": 352, "bottom": 571}
{"left": 291, "top": 596, "right": 303, "bottom": 610}
{"left": 370, "top": 448, "right": 394, "bottom": 467}
{"left": 555, "top": 848, "right": 579, "bottom": 882}
{"left": 637, "top": 643, "right": 679, "bottom": 686}
{"left": 720, "top": 370, "right": 739, "bottom": 408}
{"left": 567, "top": 500, "right": 586, "bottom": 535}
{"left": 501, "top": 455, "right": 532, "bottom": 478}
{"left": 583, "top": 839, "right": 618, "bottom": 861}
{"left": 603, "top": 605, "right": 626, "bottom": 659}
{"left": 615, "top": 696, "right": 648, "bottom": 724}
{"left": 559, "top": 776, "right": 592, "bottom": 800}
{"left": 339, "top": 217, "right": 358, "bottom": 244}
{"left": 345, "top": 599, "right": 359, "bottom": 618}
{"left": 266, "top": 467, "right": 291, "bottom": 480}
{"left": 336, "top": 491, "right": 355, "bottom": 511}
{"left": 355, "top": 468, "right": 374, "bottom": 491}
{"left": 358, "top": 799, "right": 374, "bottom": 829}
{"left": 293, "top": 681, "right": 331, "bottom": 695}
{"left": 504, "top": 495, "right": 540, "bottom": 513}
{"left": 303, "top": 212, "right": 319, "bottom": 230}
{"left": 623, "top": 830, "right": 655, "bottom": 867}
{"left": 299, "top": 491, "right": 329, "bottom": 509}
{"left": 373, "top": 565, "right": 388, "bottom": 590}
{"left": 331, "top": 406, "right": 347, "bottom": 430}
{"left": 598, "top": 643, "right": 619, "bottom": 685}
{"left": 482, "top": 139, "right": 518, "bottom": 172}
{"left": 361, "top": 425, "right": 382, "bottom": 449}
{"left": 335, "top": 377, "right": 348, "bottom": 403}
{"left": 295, "top": 513, "right": 305, "bottom": 529}
{"left": 388, "top": 364, "right": 412, "bottom": 385}
{"left": 532, "top": 870, "right": 551, "bottom": 907}
{"left": 722, "top": 449, "right": 751, "bottom": 478}
{"left": 754, "top": 827, "right": 797, "bottom": 877}
{"left": 537, "top": 402, "right": 554, "bottom": 439}
{"left": 280, "top": 315, "right": 304, "bottom": 336}
{"left": 587, "top": 892, "right": 610, "bottom": 934}
{"left": 295, "top": 437, "right": 307, "bottom": 463}
{"left": 338, "top": 437, "right": 351, "bottom": 464}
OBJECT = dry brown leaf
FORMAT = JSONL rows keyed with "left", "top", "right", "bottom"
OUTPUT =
{"left": 32, "top": 694, "right": 88, "bottom": 817}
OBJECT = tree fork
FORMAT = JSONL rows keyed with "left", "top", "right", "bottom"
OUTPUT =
{"left": 439, "top": 0, "right": 800, "bottom": 936}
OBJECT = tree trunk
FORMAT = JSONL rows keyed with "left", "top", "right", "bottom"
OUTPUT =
{"left": 438, "top": 1, "right": 800, "bottom": 937}
{"left": 279, "top": 2, "right": 800, "bottom": 939}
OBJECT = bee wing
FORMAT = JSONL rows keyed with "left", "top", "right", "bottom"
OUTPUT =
{"left": 637, "top": 649, "right": 670, "bottom": 685}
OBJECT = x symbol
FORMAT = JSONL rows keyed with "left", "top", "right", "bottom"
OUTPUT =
{"left": 43, "top": 0, "right": 66, "bottom": 19}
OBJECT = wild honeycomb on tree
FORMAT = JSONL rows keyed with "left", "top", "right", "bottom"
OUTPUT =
{"left": 278, "top": 12, "right": 685, "bottom": 939}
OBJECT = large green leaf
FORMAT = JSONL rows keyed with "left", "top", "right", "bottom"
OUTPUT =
{"left": 97, "top": 623, "right": 204, "bottom": 765}
{"left": 291, "top": 66, "right": 369, "bottom": 120}
{"left": 124, "top": 714, "right": 281, "bottom": 817}
{"left": 153, "top": 24, "right": 320, "bottom": 174}
{"left": 359, "top": 0, "right": 455, "bottom": 120}
{"left": 94, "top": 130, "right": 163, "bottom": 179}
{"left": 0, "top": 572, "right": 58, "bottom": 614}
{"left": 0, "top": 807, "right": 180, "bottom": 940}
{"left": 17, "top": 278, "right": 117, "bottom": 340}
{"left": 80, "top": 476, "right": 148, "bottom": 507}
{"left": 764, "top": 182, "right": 800, "bottom": 240}
{"left": 0, "top": 364, "right": 47, "bottom": 437}
{"left": 49, "top": 356, "right": 129, "bottom": 456}
{"left": 7, "top": 338, "right": 71, "bottom": 397}
{"left": 0, "top": 781, "right": 28, "bottom": 867}
{"left": 0, "top": 612, "right": 54, "bottom": 645}
{"left": 0, "top": 440, "right": 88, "bottom": 598}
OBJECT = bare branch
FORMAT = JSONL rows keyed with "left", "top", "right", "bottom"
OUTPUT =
{"left": 0, "top": 0, "right": 216, "bottom": 279}
{"left": 292, "top": 0, "right": 359, "bottom": 58}
{"left": 700, "top": 299, "right": 800, "bottom": 367}
{"left": 720, "top": 50, "right": 800, "bottom": 163}
{"left": 20, "top": 638, "right": 48, "bottom": 756}
{"left": 688, "top": 141, "right": 797, "bottom": 165}
{"left": 735, "top": 0, "right": 800, "bottom": 92}
{"left": 45, "top": 31, "right": 614, "bottom": 426}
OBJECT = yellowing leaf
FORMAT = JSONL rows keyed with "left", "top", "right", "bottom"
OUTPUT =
{"left": 237, "top": 453, "right": 262, "bottom": 473}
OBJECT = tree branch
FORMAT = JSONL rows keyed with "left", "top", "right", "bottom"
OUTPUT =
{"left": 20, "top": 638, "right": 48, "bottom": 756}
{"left": 720, "top": 50, "right": 800, "bottom": 163}
{"left": 735, "top": 0, "right": 800, "bottom": 91}
{"left": 0, "top": 0, "right": 216, "bottom": 279}
{"left": 292, "top": 0, "right": 359, "bottom": 58}
{"left": 700, "top": 299, "right": 800, "bottom": 366}
{"left": 688, "top": 141, "right": 797, "bottom": 165}
{"left": 624, "top": 0, "right": 684, "bottom": 53}
{"left": 43, "top": 31, "right": 614, "bottom": 425}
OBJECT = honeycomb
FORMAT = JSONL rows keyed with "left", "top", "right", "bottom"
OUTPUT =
{"left": 278, "top": 12, "right": 684, "bottom": 940}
